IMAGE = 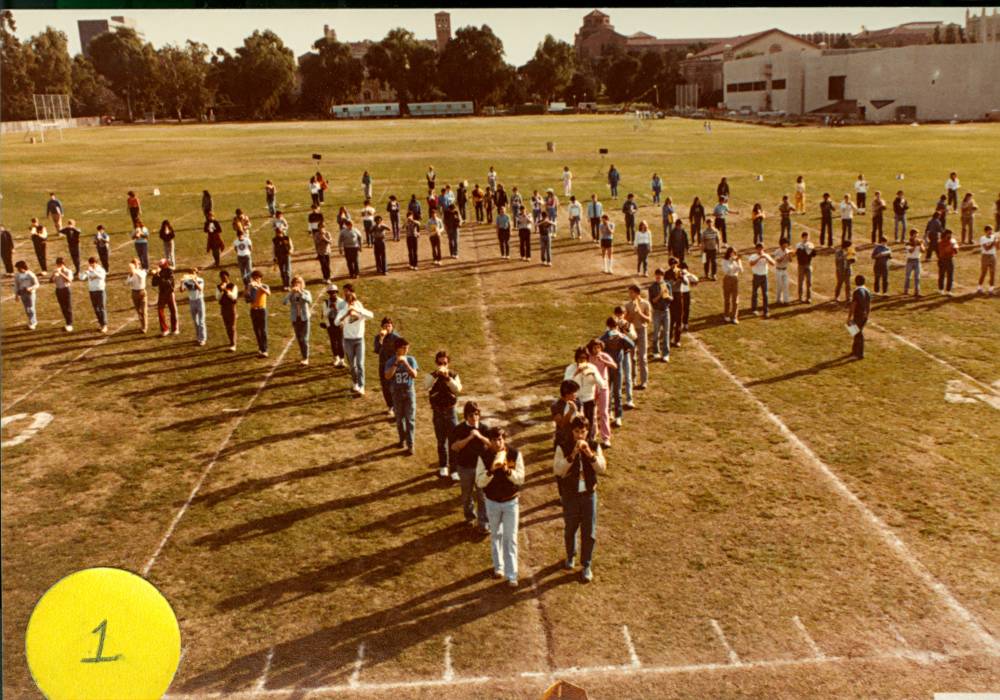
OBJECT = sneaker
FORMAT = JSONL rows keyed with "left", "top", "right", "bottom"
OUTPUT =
{"left": 733, "top": 318, "right": 740, "bottom": 324}
{"left": 172, "top": 329, "right": 180, "bottom": 335}
{"left": 635, "top": 384, "right": 646, "bottom": 391}
{"left": 261, "top": 351, "right": 269, "bottom": 358}
{"left": 229, "top": 345, "right": 236, "bottom": 352}
{"left": 299, "top": 358, "right": 309, "bottom": 366}
{"left": 198, "top": 340, "right": 206, "bottom": 346}
{"left": 353, "top": 384, "right": 361, "bottom": 394}
{"left": 651, "top": 354, "right": 661, "bottom": 361}
{"left": 492, "top": 570, "right": 504, "bottom": 580}
{"left": 100, "top": 326, "right": 108, "bottom": 333}
{"left": 581, "top": 566, "right": 593, "bottom": 583}
{"left": 612, "top": 417, "right": 622, "bottom": 427}
{"left": 752, "top": 310, "right": 759, "bottom": 316}
{"left": 624, "top": 402, "right": 635, "bottom": 410}
{"left": 387, "top": 408, "right": 395, "bottom": 417}
{"left": 507, "top": 579, "right": 519, "bottom": 589}
{"left": 662, "top": 355, "right": 670, "bottom": 363}
{"left": 65, "top": 325, "right": 73, "bottom": 332}
{"left": 358, "top": 387, "right": 366, "bottom": 395}
{"left": 28, "top": 323, "right": 37, "bottom": 330}
{"left": 438, "top": 467, "right": 449, "bottom": 477}
{"left": 564, "top": 557, "right": 575, "bottom": 570}
{"left": 162, "top": 330, "right": 170, "bottom": 337}
{"left": 450, "top": 471, "right": 460, "bottom": 482}
{"left": 601, "top": 441, "right": 612, "bottom": 450}
{"left": 723, "top": 316, "right": 730, "bottom": 323}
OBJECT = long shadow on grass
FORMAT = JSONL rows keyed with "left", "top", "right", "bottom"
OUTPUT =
{"left": 191, "top": 472, "right": 439, "bottom": 550}
{"left": 178, "top": 559, "right": 573, "bottom": 693}
{"left": 744, "top": 353, "right": 858, "bottom": 388}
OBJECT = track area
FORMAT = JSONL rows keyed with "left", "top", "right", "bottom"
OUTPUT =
{"left": 2, "top": 117, "right": 999, "bottom": 698}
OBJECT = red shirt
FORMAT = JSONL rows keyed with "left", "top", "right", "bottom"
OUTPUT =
{"left": 127, "top": 196, "right": 140, "bottom": 208}
{"left": 938, "top": 239, "right": 957, "bottom": 260}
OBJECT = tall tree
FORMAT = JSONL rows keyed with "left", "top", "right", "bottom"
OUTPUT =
{"left": 603, "top": 54, "right": 640, "bottom": 104}
{"left": 1, "top": 11, "right": 36, "bottom": 120}
{"left": 632, "top": 51, "right": 664, "bottom": 103}
{"left": 27, "top": 27, "right": 72, "bottom": 96}
{"left": 299, "top": 35, "right": 364, "bottom": 114}
{"left": 209, "top": 30, "right": 295, "bottom": 119}
{"left": 566, "top": 70, "right": 598, "bottom": 104}
{"left": 522, "top": 35, "right": 575, "bottom": 108}
{"left": 436, "top": 24, "right": 507, "bottom": 111}
{"left": 70, "top": 54, "right": 120, "bottom": 117}
{"left": 89, "top": 27, "right": 156, "bottom": 121}
{"left": 365, "top": 28, "right": 440, "bottom": 104}
{"left": 156, "top": 41, "right": 211, "bottom": 121}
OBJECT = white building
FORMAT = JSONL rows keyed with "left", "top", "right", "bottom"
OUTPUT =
{"left": 723, "top": 41, "right": 1000, "bottom": 121}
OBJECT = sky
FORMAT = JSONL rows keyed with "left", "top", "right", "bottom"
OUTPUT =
{"left": 10, "top": 7, "right": 987, "bottom": 66}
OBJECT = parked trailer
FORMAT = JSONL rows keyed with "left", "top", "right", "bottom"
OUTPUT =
{"left": 407, "top": 101, "right": 474, "bottom": 117}
{"left": 330, "top": 103, "right": 401, "bottom": 119}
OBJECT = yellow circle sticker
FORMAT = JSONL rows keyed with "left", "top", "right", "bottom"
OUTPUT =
{"left": 25, "top": 567, "right": 181, "bottom": 700}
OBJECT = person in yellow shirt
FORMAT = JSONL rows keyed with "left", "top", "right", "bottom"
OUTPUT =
{"left": 247, "top": 269, "right": 270, "bottom": 357}
{"left": 794, "top": 175, "right": 806, "bottom": 214}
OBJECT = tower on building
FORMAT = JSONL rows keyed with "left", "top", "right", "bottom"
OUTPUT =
{"left": 435, "top": 11, "right": 452, "bottom": 52}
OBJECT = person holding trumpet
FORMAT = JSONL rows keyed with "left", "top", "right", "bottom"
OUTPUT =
{"left": 475, "top": 427, "right": 525, "bottom": 588}
{"left": 552, "top": 416, "right": 607, "bottom": 583}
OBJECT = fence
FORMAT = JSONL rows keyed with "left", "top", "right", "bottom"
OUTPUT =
{"left": 0, "top": 117, "right": 104, "bottom": 134}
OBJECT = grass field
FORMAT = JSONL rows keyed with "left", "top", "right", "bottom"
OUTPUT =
{"left": 2, "top": 115, "right": 999, "bottom": 699}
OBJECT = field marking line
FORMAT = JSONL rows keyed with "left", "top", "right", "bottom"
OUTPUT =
{"left": 2, "top": 317, "right": 134, "bottom": 413}
{"left": 442, "top": 635, "right": 454, "bottom": 681}
{"left": 690, "top": 333, "right": 1000, "bottom": 656}
{"left": 622, "top": 624, "right": 642, "bottom": 669}
{"left": 348, "top": 642, "right": 365, "bottom": 688}
{"left": 140, "top": 314, "right": 303, "bottom": 577}
{"left": 709, "top": 618, "right": 742, "bottom": 665}
{"left": 254, "top": 647, "right": 275, "bottom": 692}
{"left": 792, "top": 616, "right": 826, "bottom": 659}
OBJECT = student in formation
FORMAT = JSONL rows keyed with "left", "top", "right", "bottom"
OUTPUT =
{"left": 587, "top": 194, "right": 603, "bottom": 242}
{"left": 813, "top": 192, "right": 834, "bottom": 248}
{"left": 551, "top": 380, "right": 582, "bottom": 450}
{"left": 903, "top": 229, "right": 925, "bottom": 297}
{"left": 751, "top": 202, "right": 766, "bottom": 248}
{"left": 158, "top": 220, "right": 176, "bottom": 269}
{"left": 562, "top": 166, "right": 573, "bottom": 197}
{"left": 598, "top": 317, "right": 634, "bottom": 428}
{"left": 310, "top": 205, "right": 328, "bottom": 241}
{"left": 308, "top": 176, "right": 320, "bottom": 208}
{"left": 924, "top": 210, "right": 944, "bottom": 262}
{"left": 1, "top": 225, "right": 14, "bottom": 275}
{"left": 475, "top": 426, "right": 525, "bottom": 588}
{"left": 180, "top": 267, "right": 207, "bottom": 346}
{"left": 387, "top": 195, "right": 401, "bottom": 240}
{"left": 457, "top": 181, "right": 469, "bottom": 221}
{"left": 622, "top": 193, "right": 638, "bottom": 245}
{"left": 312, "top": 222, "right": 333, "bottom": 284}
{"left": 773, "top": 238, "right": 792, "bottom": 306}
{"left": 58, "top": 219, "right": 83, "bottom": 278}
{"left": 405, "top": 211, "right": 421, "bottom": 269}
{"left": 689, "top": 196, "right": 705, "bottom": 245}
{"left": 978, "top": 225, "right": 997, "bottom": 295}
{"left": 716, "top": 177, "right": 730, "bottom": 202}
{"left": 425, "top": 350, "right": 463, "bottom": 479}
{"left": 668, "top": 218, "right": 689, "bottom": 264}
{"left": 567, "top": 196, "right": 582, "bottom": 240}
{"left": 667, "top": 263, "right": 685, "bottom": 346}
{"left": 384, "top": 337, "right": 419, "bottom": 455}
{"left": 427, "top": 210, "right": 444, "bottom": 267}
{"left": 869, "top": 191, "right": 887, "bottom": 244}
{"left": 515, "top": 208, "right": 532, "bottom": 262}
{"left": 599, "top": 214, "right": 615, "bottom": 274}
{"left": 487, "top": 166, "right": 498, "bottom": 192}
{"left": 545, "top": 189, "right": 558, "bottom": 236}
{"left": 834, "top": 240, "right": 857, "bottom": 303}
{"left": 552, "top": 415, "right": 607, "bottom": 583}
{"left": 563, "top": 346, "right": 608, "bottom": 442}
{"left": 272, "top": 222, "right": 293, "bottom": 290}
{"left": 217, "top": 269, "right": 239, "bottom": 351}
{"left": 247, "top": 269, "right": 270, "bottom": 357}
{"left": 677, "top": 262, "right": 698, "bottom": 333}
{"left": 13, "top": 260, "right": 40, "bottom": 329}
{"left": 960, "top": 192, "right": 979, "bottom": 245}
{"left": 361, "top": 200, "right": 376, "bottom": 248}
{"left": 794, "top": 175, "right": 806, "bottom": 213}
{"left": 50, "top": 257, "right": 74, "bottom": 332}
{"left": 82, "top": 256, "right": 109, "bottom": 333}
{"left": 265, "top": 180, "right": 277, "bottom": 217}
{"left": 339, "top": 219, "right": 363, "bottom": 279}
{"left": 777, "top": 196, "right": 793, "bottom": 244}
{"left": 374, "top": 317, "right": 402, "bottom": 417}
{"left": 892, "top": 190, "right": 909, "bottom": 243}
{"left": 152, "top": 259, "right": 179, "bottom": 336}
{"left": 201, "top": 190, "right": 213, "bottom": 222}
{"left": 472, "top": 185, "right": 485, "bottom": 224}
{"left": 795, "top": 231, "right": 816, "bottom": 303}
{"left": 847, "top": 275, "right": 872, "bottom": 360}
{"left": 635, "top": 220, "right": 652, "bottom": 275}
{"left": 94, "top": 224, "right": 110, "bottom": 272}
{"left": 316, "top": 171, "right": 328, "bottom": 204}
{"left": 721, "top": 247, "right": 743, "bottom": 324}
{"left": 451, "top": 401, "right": 491, "bottom": 532}
{"left": 407, "top": 194, "right": 422, "bottom": 223}
{"left": 320, "top": 283, "right": 346, "bottom": 366}
{"left": 126, "top": 191, "right": 142, "bottom": 226}
{"left": 871, "top": 236, "right": 892, "bottom": 296}
{"left": 495, "top": 206, "right": 511, "bottom": 259}
{"left": 937, "top": 229, "right": 959, "bottom": 296}
{"left": 701, "top": 218, "right": 720, "bottom": 280}
{"left": 661, "top": 198, "right": 675, "bottom": 246}
{"left": 426, "top": 166, "right": 436, "bottom": 195}
{"left": 607, "top": 165, "right": 621, "bottom": 199}
{"left": 122, "top": 259, "right": 146, "bottom": 333}
{"left": 444, "top": 203, "right": 462, "bottom": 258}
{"left": 713, "top": 196, "right": 730, "bottom": 245}
{"left": 945, "top": 171, "right": 960, "bottom": 213}
{"left": 233, "top": 228, "right": 253, "bottom": 285}
{"left": 30, "top": 218, "right": 48, "bottom": 273}
{"left": 839, "top": 194, "right": 856, "bottom": 243}
{"left": 748, "top": 242, "right": 775, "bottom": 318}
{"left": 336, "top": 289, "right": 375, "bottom": 395}
{"left": 47, "top": 192, "right": 64, "bottom": 230}
{"left": 132, "top": 220, "right": 151, "bottom": 270}
{"left": 362, "top": 171, "right": 373, "bottom": 201}
{"left": 853, "top": 174, "right": 868, "bottom": 213}
{"left": 538, "top": 212, "right": 554, "bottom": 267}
{"left": 204, "top": 212, "right": 225, "bottom": 267}
{"left": 282, "top": 275, "right": 312, "bottom": 365}
{"left": 625, "top": 285, "right": 652, "bottom": 390}
{"left": 372, "top": 215, "right": 390, "bottom": 275}
{"left": 484, "top": 186, "right": 495, "bottom": 224}
{"left": 648, "top": 267, "right": 672, "bottom": 362}
{"left": 587, "top": 338, "right": 617, "bottom": 449}
{"left": 651, "top": 173, "right": 663, "bottom": 204}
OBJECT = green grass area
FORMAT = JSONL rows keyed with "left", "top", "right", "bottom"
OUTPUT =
{"left": 2, "top": 116, "right": 999, "bottom": 698}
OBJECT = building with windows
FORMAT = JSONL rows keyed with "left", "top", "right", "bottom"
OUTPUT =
{"left": 722, "top": 41, "right": 1000, "bottom": 121}
{"left": 77, "top": 16, "right": 139, "bottom": 58}
{"left": 574, "top": 9, "right": 724, "bottom": 61}
{"left": 966, "top": 7, "right": 1000, "bottom": 42}
{"left": 852, "top": 21, "right": 943, "bottom": 48}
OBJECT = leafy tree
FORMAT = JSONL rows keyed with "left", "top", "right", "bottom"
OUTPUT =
{"left": 933, "top": 26, "right": 941, "bottom": 44}
{"left": 603, "top": 54, "right": 640, "bottom": 104}
{"left": 70, "top": 54, "right": 120, "bottom": 116}
{"left": 365, "top": 28, "right": 441, "bottom": 104}
{"left": 156, "top": 41, "right": 211, "bottom": 121}
{"left": 298, "top": 36, "right": 364, "bottom": 115}
{"left": 943, "top": 23, "right": 957, "bottom": 44}
{"left": 1, "top": 11, "right": 36, "bottom": 120}
{"left": 209, "top": 30, "right": 295, "bottom": 119}
{"left": 436, "top": 24, "right": 507, "bottom": 111}
{"left": 565, "top": 70, "right": 598, "bottom": 104}
{"left": 631, "top": 51, "right": 663, "bottom": 103}
{"left": 89, "top": 27, "right": 157, "bottom": 121}
{"left": 522, "top": 34, "right": 575, "bottom": 108}
{"left": 27, "top": 27, "right": 72, "bottom": 96}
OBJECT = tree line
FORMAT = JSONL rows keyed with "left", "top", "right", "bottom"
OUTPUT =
{"left": 1, "top": 10, "right": 700, "bottom": 122}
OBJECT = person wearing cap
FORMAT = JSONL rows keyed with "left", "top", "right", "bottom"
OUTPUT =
{"left": 748, "top": 243, "right": 775, "bottom": 318}
{"left": 321, "top": 283, "right": 346, "bottom": 366}
{"left": 553, "top": 415, "right": 607, "bottom": 583}
{"left": 451, "top": 401, "right": 491, "bottom": 532}
{"left": 426, "top": 350, "right": 463, "bottom": 479}
{"left": 151, "top": 259, "right": 179, "bottom": 336}
{"left": 374, "top": 317, "right": 401, "bottom": 416}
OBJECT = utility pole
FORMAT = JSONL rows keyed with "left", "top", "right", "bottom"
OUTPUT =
{"left": 654, "top": 84, "right": 659, "bottom": 107}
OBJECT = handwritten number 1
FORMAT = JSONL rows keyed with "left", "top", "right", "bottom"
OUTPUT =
{"left": 81, "top": 619, "right": 121, "bottom": 663}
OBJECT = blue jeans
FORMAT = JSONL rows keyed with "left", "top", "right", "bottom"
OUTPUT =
{"left": 392, "top": 388, "right": 416, "bottom": 448}
{"left": 189, "top": 297, "right": 206, "bottom": 343}
{"left": 621, "top": 351, "right": 633, "bottom": 405}
{"left": 751, "top": 275, "right": 769, "bottom": 315}
{"left": 904, "top": 258, "right": 921, "bottom": 294}
{"left": 292, "top": 319, "right": 309, "bottom": 359}
{"left": 237, "top": 255, "right": 253, "bottom": 285}
{"left": 19, "top": 290, "right": 37, "bottom": 326}
{"left": 651, "top": 307, "right": 670, "bottom": 357}
{"left": 89, "top": 289, "right": 107, "bottom": 327}
{"left": 277, "top": 256, "right": 291, "bottom": 288}
{"left": 344, "top": 337, "right": 365, "bottom": 388}
{"left": 432, "top": 408, "right": 458, "bottom": 469}
{"left": 547, "top": 207, "right": 557, "bottom": 232}
{"left": 561, "top": 489, "right": 597, "bottom": 568}
{"left": 250, "top": 307, "right": 268, "bottom": 353}
{"left": 486, "top": 497, "right": 519, "bottom": 582}
{"left": 134, "top": 241, "right": 149, "bottom": 270}
{"left": 894, "top": 215, "right": 907, "bottom": 241}
{"left": 539, "top": 234, "right": 552, "bottom": 263}
{"left": 460, "top": 467, "right": 488, "bottom": 527}
{"left": 610, "top": 183, "right": 618, "bottom": 198}
{"left": 447, "top": 227, "right": 459, "bottom": 256}
{"left": 267, "top": 198, "right": 276, "bottom": 217}
{"left": 653, "top": 190, "right": 661, "bottom": 204}
{"left": 609, "top": 366, "right": 623, "bottom": 419}
{"left": 636, "top": 244, "right": 650, "bottom": 274}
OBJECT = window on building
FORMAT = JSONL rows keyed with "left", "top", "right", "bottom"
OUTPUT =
{"left": 771, "top": 79, "right": 787, "bottom": 89}
{"left": 726, "top": 83, "right": 738, "bottom": 92}
{"left": 828, "top": 75, "right": 846, "bottom": 101}
{"left": 752, "top": 81, "right": 766, "bottom": 91}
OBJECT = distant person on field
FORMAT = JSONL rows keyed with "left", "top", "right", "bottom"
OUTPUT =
{"left": 924, "top": 210, "right": 943, "bottom": 262}
{"left": 320, "top": 283, "right": 346, "bottom": 366}
{"left": 651, "top": 173, "right": 663, "bottom": 204}
{"left": 635, "top": 220, "right": 652, "bottom": 275}
{"left": 126, "top": 257, "right": 149, "bottom": 333}
{"left": 1, "top": 225, "right": 14, "bottom": 275}
{"left": 426, "top": 166, "right": 436, "bottom": 195}
{"left": 869, "top": 191, "right": 887, "bottom": 244}
{"left": 794, "top": 175, "right": 806, "bottom": 213}
{"left": 13, "top": 260, "right": 39, "bottom": 330}
{"left": 978, "top": 225, "right": 997, "bottom": 295}
{"left": 426, "top": 350, "right": 463, "bottom": 479}
{"left": 607, "top": 164, "right": 620, "bottom": 199}
{"left": 587, "top": 338, "right": 616, "bottom": 449}
{"left": 444, "top": 203, "right": 462, "bottom": 258}
{"left": 937, "top": 229, "right": 958, "bottom": 296}
{"left": 721, "top": 246, "right": 742, "bottom": 324}
{"left": 152, "top": 259, "right": 178, "bottom": 336}
{"left": 374, "top": 316, "right": 402, "bottom": 416}
{"left": 587, "top": 194, "right": 603, "bottom": 241}
{"left": 853, "top": 174, "right": 868, "bottom": 213}
{"left": 217, "top": 269, "right": 239, "bottom": 351}
{"left": 362, "top": 170, "right": 373, "bottom": 200}
{"left": 538, "top": 211, "right": 554, "bottom": 266}
{"left": 339, "top": 220, "right": 363, "bottom": 279}
{"left": 451, "top": 401, "right": 491, "bottom": 532}
{"left": 834, "top": 240, "right": 857, "bottom": 303}
{"left": 58, "top": 218, "right": 83, "bottom": 277}
{"left": 598, "top": 316, "right": 634, "bottom": 428}
{"left": 661, "top": 197, "right": 675, "bottom": 246}
{"left": 871, "top": 236, "right": 892, "bottom": 296}
{"left": 668, "top": 218, "right": 689, "bottom": 263}
{"left": 315, "top": 172, "right": 328, "bottom": 204}
{"left": 622, "top": 193, "right": 638, "bottom": 244}
{"left": 427, "top": 211, "right": 444, "bottom": 266}
{"left": 309, "top": 176, "right": 321, "bottom": 207}
{"left": 648, "top": 268, "right": 672, "bottom": 361}
{"left": 246, "top": 269, "right": 270, "bottom": 357}
{"left": 847, "top": 275, "right": 871, "bottom": 360}
{"left": 283, "top": 275, "right": 313, "bottom": 365}
{"left": 361, "top": 199, "right": 376, "bottom": 247}
{"left": 716, "top": 177, "right": 730, "bottom": 202}
{"left": 960, "top": 192, "right": 978, "bottom": 245}
{"left": 204, "top": 212, "right": 225, "bottom": 267}
{"left": 892, "top": 190, "right": 909, "bottom": 243}
{"left": 562, "top": 166, "right": 573, "bottom": 197}
{"left": 126, "top": 190, "right": 141, "bottom": 227}
{"left": 748, "top": 242, "right": 774, "bottom": 318}
{"left": 132, "top": 220, "right": 151, "bottom": 270}
{"left": 180, "top": 267, "right": 207, "bottom": 346}
{"left": 515, "top": 209, "right": 532, "bottom": 262}
{"left": 335, "top": 289, "right": 374, "bottom": 395}
{"left": 384, "top": 337, "right": 418, "bottom": 454}
{"left": 599, "top": 214, "right": 616, "bottom": 274}
{"left": 50, "top": 257, "right": 74, "bottom": 332}
{"left": 689, "top": 196, "right": 705, "bottom": 245}
{"left": 265, "top": 179, "right": 277, "bottom": 217}
{"left": 233, "top": 228, "right": 253, "bottom": 285}
{"left": 82, "top": 256, "right": 109, "bottom": 333}
{"left": 201, "top": 190, "right": 213, "bottom": 222}
{"left": 313, "top": 222, "right": 333, "bottom": 283}
{"left": 30, "top": 218, "right": 48, "bottom": 272}
{"left": 545, "top": 189, "right": 558, "bottom": 236}
{"left": 476, "top": 426, "right": 525, "bottom": 587}
{"left": 387, "top": 194, "right": 401, "bottom": 240}
{"left": 839, "top": 194, "right": 856, "bottom": 244}
{"left": 487, "top": 166, "right": 497, "bottom": 192}
{"left": 713, "top": 196, "right": 730, "bottom": 245}
{"left": 819, "top": 192, "right": 835, "bottom": 247}
{"left": 405, "top": 211, "right": 421, "bottom": 269}
{"left": 903, "top": 229, "right": 925, "bottom": 297}
{"left": 945, "top": 171, "right": 960, "bottom": 213}
{"left": 773, "top": 237, "right": 791, "bottom": 306}
{"left": 46, "top": 192, "right": 64, "bottom": 230}
{"left": 495, "top": 205, "right": 511, "bottom": 259}
{"left": 94, "top": 224, "right": 110, "bottom": 272}
{"left": 372, "top": 215, "right": 391, "bottom": 275}
{"left": 553, "top": 415, "right": 607, "bottom": 584}
{"left": 564, "top": 346, "right": 608, "bottom": 442}
{"left": 158, "top": 219, "right": 176, "bottom": 268}
{"left": 795, "top": 231, "right": 816, "bottom": 303}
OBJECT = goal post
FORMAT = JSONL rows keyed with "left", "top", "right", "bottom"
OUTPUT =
{"left": 29, "top": 94, "right": 72, "bottom": 142}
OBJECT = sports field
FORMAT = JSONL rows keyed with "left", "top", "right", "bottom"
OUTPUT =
{"left": 2, "top": 115, "right": 999, "bottom": 699}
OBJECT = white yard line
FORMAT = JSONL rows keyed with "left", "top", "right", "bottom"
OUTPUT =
{"left": 347, "top": 642, "right": 365, "bottom": 688}
{"left": 442, "top": 636, "right": 455, "bottom": 681}
{"left": 690, "top": 333, "right": 1000, "bottom": 656}
{"left": 709, "top": 618, "right": 742, "bottom": 665}
{"left": 622, "top": 625, "right": 642, "bottom": 669}
{"left": 254, "top": 648, "right": 275, "bottom": 692}
{"left": 792, "top": 616, "right": 826, "bottom": 659}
